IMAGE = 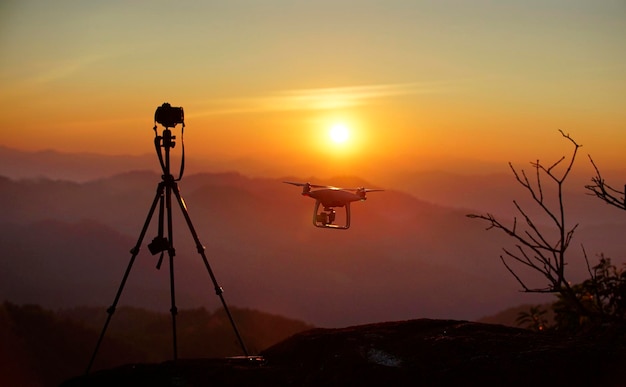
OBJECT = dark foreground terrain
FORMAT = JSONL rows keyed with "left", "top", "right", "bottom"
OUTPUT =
{"left": 63, "top": 319, "right": 625, "bottom": 387}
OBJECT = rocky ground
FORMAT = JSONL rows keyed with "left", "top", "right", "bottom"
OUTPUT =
{"left": 62, "top": 319, "right": 625, "bottom": 386}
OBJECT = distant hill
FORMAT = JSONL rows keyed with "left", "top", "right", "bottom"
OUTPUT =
{"left": 0, "top": 146, "right": 159, "bottom": 182}
{"left": 0, "top": 146, "right": 281, "bottom": 182}
{"left": 3, "top": 169, "right": 623, "bottom": 328}
{"left": 1, "top": 146, "right": 625, "bottom": 328}
{"left": 0, "top": 171, "right": 550, "bottom": 327}
{"left": 388, "top": 167, "right": 626, "bottom": 227}
{"left": 4, "top": 144, "right": 625, "bottom": 225}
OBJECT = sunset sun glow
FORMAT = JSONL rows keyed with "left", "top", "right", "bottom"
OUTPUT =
{"left": 0, "top": 1, "right": 623, "bottom": 180}
{"left": 329, "top": 123, "right": 350, "bottom": 144}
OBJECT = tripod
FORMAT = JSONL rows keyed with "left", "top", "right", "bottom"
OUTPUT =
{"left": 86, "top": 122, "right": 249, "bottom": 374}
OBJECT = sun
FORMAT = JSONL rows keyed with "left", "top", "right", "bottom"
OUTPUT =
{"left": 329, "top": 123, "right": 350, "bottom": 144}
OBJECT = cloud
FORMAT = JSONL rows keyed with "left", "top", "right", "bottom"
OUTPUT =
{"left": 28, "top": 55, "right": 105, "bottom": 85}
{"left": 191, "top": 81, "right": 453, "bottom": 117}
{"left": 4, "top": 45, "right": 137, "bottom": 92}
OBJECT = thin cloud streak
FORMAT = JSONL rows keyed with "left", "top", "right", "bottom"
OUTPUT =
{"left": 2, "top": 45, "right": 141, "bottom": 93}
{"left": 190, "top": 81, "right": 456, "bottom": 118}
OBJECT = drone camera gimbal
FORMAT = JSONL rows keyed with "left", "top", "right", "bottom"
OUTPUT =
{"left": 313, "top": 201, "right": 351, "bottom": 229}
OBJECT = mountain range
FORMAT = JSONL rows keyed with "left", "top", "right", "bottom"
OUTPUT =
{"left": 1, "top": 146, "right": 625, "bottom": 328}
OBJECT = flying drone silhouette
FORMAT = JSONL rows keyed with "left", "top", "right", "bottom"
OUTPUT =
{"left": 284, "top": 181, "right": 383, "bottom": 229}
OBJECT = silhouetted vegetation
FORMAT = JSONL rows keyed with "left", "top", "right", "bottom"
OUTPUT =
{"left": 552, "top": 255, "right": 626, "bottom": 330}
{"left": 0, "top": 301, "right": 312, "bottom": 386}
{"left": 515, "top": 305, "right": 549, "bottom": 332}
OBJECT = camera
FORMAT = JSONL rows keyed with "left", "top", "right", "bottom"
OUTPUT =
{"left": 148, "top": 236, "right": 169, "bottom": 255}
{"left": 155, "top": 102, "right": 184, "bottom": 128}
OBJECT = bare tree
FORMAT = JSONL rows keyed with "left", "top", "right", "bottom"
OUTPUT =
{"left": 467, "top": 130, "right": 587, "bottom": 315}
{"left": 585, "top": 155, "right": 626, "bottom": 211}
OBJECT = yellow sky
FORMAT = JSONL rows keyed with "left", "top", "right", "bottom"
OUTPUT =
{"left": 1, "top": 0, "right": 625, "bottom": 178}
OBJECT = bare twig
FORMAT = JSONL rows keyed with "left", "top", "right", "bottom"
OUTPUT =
{"left": 585, "top": 155, "right": 626, "bottom": 210}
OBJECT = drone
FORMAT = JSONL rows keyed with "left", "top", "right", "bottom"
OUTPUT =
{"left": 284, "top": 181, "right": 383, "bottom": 229}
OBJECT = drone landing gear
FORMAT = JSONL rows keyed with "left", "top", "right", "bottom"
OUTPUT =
{"left": 313, "top": 201, "right": 351, "bottom": 229}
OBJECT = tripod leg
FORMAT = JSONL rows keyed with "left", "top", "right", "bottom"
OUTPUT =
{"left": 164, "top": 184, "right": 179, "bottom": 360}
{"left": 155, "top": 192, "right": 166, "bottom": 270}
{"left": 171, "top": 183, "right": 250, "bottom": 356}
{"left": 86, "top": 183, "right": 165, "bottom": 374}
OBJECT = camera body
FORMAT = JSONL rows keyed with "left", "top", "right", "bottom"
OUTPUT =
{"left": 155, "top": 102, "right": 184, "bottom": 128}
{"left": 148, "top": 236, "right": 169, "bottom": 255}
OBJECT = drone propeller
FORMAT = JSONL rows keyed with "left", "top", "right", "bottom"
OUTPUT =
{"left": 352, "top": 186, "right": 384, "bottom": 199}
{"left": 345, "top": 187, "right": 384, "bottom": 193}
{"left": 283, "top": 182, "right": 383, "bottom": 194}
{"left": 283, "top": 181, "right": 307, "bottom": 187}
{"left": 283, "top": 181, "right": 334, "bottom": 189}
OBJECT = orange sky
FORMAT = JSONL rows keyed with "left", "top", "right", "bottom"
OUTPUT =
{"left": 1, "top": 1, "right": 625, "bottom": 179}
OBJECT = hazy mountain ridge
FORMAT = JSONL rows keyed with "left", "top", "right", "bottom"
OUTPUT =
{"left": 0, "top": 171, "right": 516, "bottom": 325}
{"left": 397, "top": 168, "right": 626, "bottom": 227}
{"left": 2, "top": 170, "right": 622, "bottom": 328}
{"left": 0, "top": 146, "right": 160, "bottom": 182}
{"left": 1, "top": 147, "right": 625, "bottom": 327}
{"left": 3, "top": 145, "right": 623, "bottom": 226}
{"left": 0, "top": 146, "right": 281, "bottom": 183}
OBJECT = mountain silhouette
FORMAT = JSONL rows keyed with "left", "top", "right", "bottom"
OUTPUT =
{"left": 1, "top": 147, "right": 625, "bottom": 327}
{"left": 0, "top": 171, "right": 553, "bottom": 327}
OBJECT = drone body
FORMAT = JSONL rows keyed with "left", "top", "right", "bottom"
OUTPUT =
{"left": 284, "top": 181, "right": 383, "bottom": 229}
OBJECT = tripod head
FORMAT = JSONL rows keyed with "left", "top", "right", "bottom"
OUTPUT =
{"left": 153, "top": 102, "right": 186, "bottom": 181}
{"left": 156, "top": 127, "right": 176, "bottom": 150}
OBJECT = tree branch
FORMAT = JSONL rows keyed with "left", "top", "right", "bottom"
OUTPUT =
{"left": 585, "top": 155, "right": 626, "bottom": 210}
{"left": 466, "top": 130, "right": 581, "bottom": 296}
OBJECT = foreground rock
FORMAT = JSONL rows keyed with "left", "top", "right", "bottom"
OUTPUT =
{"left": 63, "top": 319, "right": 625, "bottom": 386}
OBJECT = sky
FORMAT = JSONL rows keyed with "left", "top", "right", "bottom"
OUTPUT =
{"left": 1, "top": 0, "right": 625, "bottom": 179}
